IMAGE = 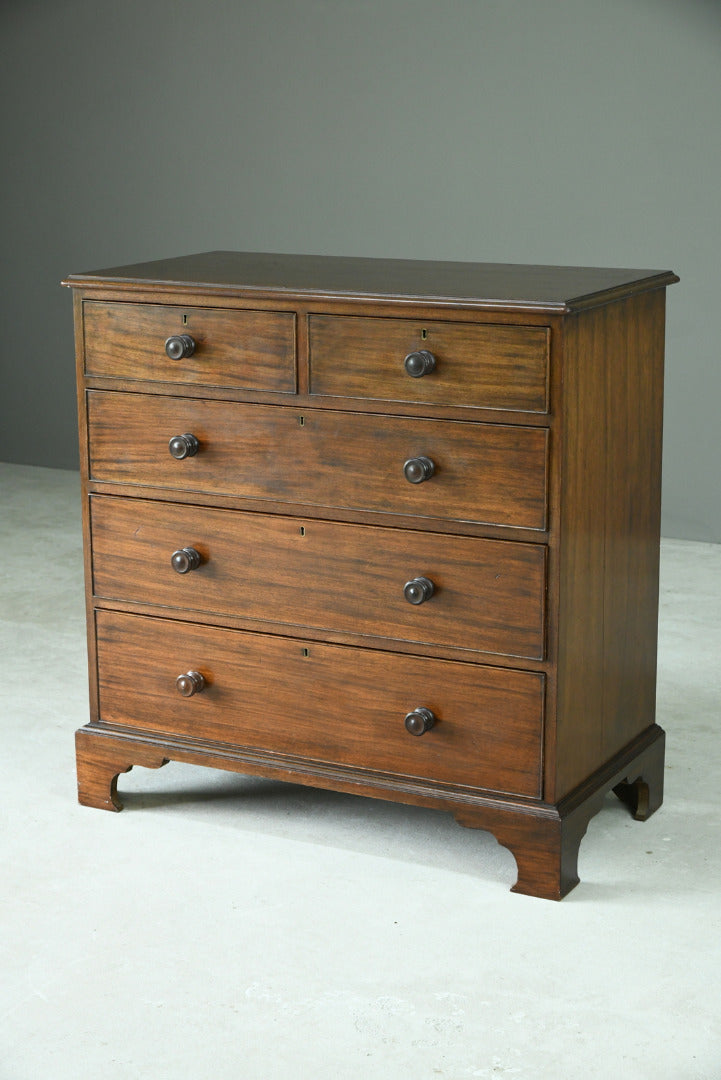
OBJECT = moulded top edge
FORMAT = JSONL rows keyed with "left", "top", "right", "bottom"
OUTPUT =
{"left": 62, "top": 250, "right": 679, "bottom": 313}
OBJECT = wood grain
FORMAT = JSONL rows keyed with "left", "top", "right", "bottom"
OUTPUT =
{"left": 552, "top": 290, "right": 666, "bottom": 799}
{"left": 90, "top": 494, "right": 546, "bottom": 659}
{"left": 65, "top": 252, "right": 677, "bottom": 897}
{"left": 75, "top": 726, "right": 168, "bottom": 811}
{"left": 83, "top": 300, "right": 296, "bottom": 392}
{"left": 64, "top": 251, "right": 678, "bottom": 314}
{"left": 74, "top": 719, "right": 664, "bottom": 899}
{"left": 309, "top": 314, "right": 549, "bottom": 411}
{"left": 95, "top": 609, "right": 544, "bottom": 798}
{"left": 87, "top": 391, "right": 549, "bottom": 530}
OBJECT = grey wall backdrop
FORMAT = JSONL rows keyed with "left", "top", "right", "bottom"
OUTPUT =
{"left": 1, "top": 0, "right": 719, "bottom": 540}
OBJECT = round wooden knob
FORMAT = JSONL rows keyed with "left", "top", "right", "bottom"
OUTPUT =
{"left": 403, "top": 576, "right": 435, "bottom": 605}
{"left": 165, "top": 334, "right": 196, "bottom": 360}
{"left": 171, "top": 547, "right": 201, "bottom": 574}
{"left": 404, "top": 707, "right": 436, "bottom": 736}
{"left": 168, "top": 433, "right": 199, "bottom": 459}
{"left": 404, "top": 350, "right": 436, "bottom": 378}
{"left": 403, "top": 456, "right": 435, "bottom": 484}
{"left": 176, "top": 670, "right": 205, "bottom": 697}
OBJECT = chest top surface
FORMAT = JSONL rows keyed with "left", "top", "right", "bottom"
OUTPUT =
{"left": 63, "top": 251, "right": 678, "bottom": 312}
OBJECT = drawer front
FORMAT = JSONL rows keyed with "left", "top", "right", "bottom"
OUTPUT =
{"left": 96, "top": 610, "right": 544, "bottom": 797}
{"left": 83, "top": 301, "right": 296, "bottom": 392}
{"left": 309, "top": 315, "right": 549, "bottom": 412}
{"left": 91, "top": 495, "right": 547, "bottom": 659}
{"left": 87, "top": 392, "right": 548, "bottom": 530}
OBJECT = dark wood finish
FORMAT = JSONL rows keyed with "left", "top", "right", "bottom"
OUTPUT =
{"left": 552, "top": 291, "right": 667, "bottom": 800}
{"left": 403, "top": 455, "right": 436, "bottom": 484}
{"left": 308, "top": 314, "right": 549, "bottom": 412}
{"left": 95, "top": 610, "right": 544, "bottom": 798}
{"left": 404, "top": 707, "right": 436, "bottom": 736}
{"left": 456, "top": 724, "right": 666, "bottom": 899}
{"left": 64, "top": 251, "right": 678, "bottom": 313}
{"left": 73, "top": 719, "right": 664, "bottom": 900}
{"left": 84, "top": 477, "right": 548, "bottom": 545}
{"left": 403, "top": 576, "right": 435, "bottom": 605}
{"left": 404, "top": 350, "right": 436, "bottom": 378}
{"left": 65, "top": 252, "right": 677, "bottom": 898}
{"left": 89, "top": 495, "right": 546, "bottom": 659}
{"left": 83, "top": 300, "right": 296, "bottom": 392}
{"left": 87, "top": 391, "right": 549, "bottom": 530}
{"left": 75, "top": 726, "right": 168, "bottom": 811}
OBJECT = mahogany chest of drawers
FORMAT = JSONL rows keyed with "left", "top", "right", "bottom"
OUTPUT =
{"left": 64, "top": 252, "right": 678, "bottom": 899}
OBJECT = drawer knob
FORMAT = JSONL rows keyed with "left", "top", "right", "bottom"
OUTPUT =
{"left": 168, "top": 433, "right": 199, "bottom": 459}
{"left": 403, "top": 456, "right": 435, "bottom": 484}
{"left": 175, "top": 670, "right": 205, "bottom": 697}
{"left": 403, "top": 576, "right": 435, "bottom": 605}
{"left": 404, "top": 350, "right": 436, "bottom": 378}
{"left": 171, "top": 547, "right": 201, "bottom": 574}
{"left": 165, "top": 334, "right": 196, "bottom": 360}
{"left": 404, "top": 706, "right": 436, "bottom": 736}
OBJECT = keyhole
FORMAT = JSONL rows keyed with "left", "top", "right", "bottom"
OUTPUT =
{"left": 298, "top": 415, "right": 305, "bottom": 427}
{"left": 302, "top": 647, "right": 310, "bottom": 657}
{"left": 182, "top": 313, "right": 188, "bottom": 325}
{"left": 299, "top": 526, "right": 305, "bottom": 536}
{"left": 421, "top": 328, "right": 428, "bottom": 340}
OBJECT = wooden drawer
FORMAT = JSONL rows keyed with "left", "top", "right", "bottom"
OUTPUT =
{"left": 95, "top": 610, "right": 544, "bottom": 797}
{"left": 309, "top": 315, "right": 549, "bottom": 412}
{"left": 87, "top": 391, "right": 548, "bottom": 530}
{"left": 83, "top": 301, "right": 296, "bottom": 392}
{"left": 90, "top": 495, "right": 547, "bottom": 659}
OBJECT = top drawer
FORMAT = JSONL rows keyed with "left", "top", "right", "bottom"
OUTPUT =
{"left": 309, "top": 315, "right": 549, "bottom": 412}
{"left": 83, "top": 301, "right": 296, "bottom": 393}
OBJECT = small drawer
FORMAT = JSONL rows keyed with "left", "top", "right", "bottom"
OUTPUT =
{"left": 87, "top": 392, "right": 548, "bottom": 530}
{"left": 90, "top": 496, "right": 547, "bottom": 659}
{"left": 83, "top": 301, "right": 296, "bottom": 392}
{"left": 309, "top": 315, "right": 549, "bottom": 412}
{"left": 95, "top": 610, "right": 544, "bottom": 798}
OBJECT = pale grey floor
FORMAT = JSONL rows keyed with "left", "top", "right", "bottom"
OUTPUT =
{"left": 1, "top": 462, "right": 720, "bottom": 1080}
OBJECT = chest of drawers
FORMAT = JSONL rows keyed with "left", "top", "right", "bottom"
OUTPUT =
{"left": 64, "top": 252, "right": 678, "bottom": 899}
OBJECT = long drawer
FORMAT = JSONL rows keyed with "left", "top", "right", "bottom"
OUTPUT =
{"left": 90, "top": 495, "right": 547, "bottom": 659}
{"left": 87, "top": 391, "right": 548, "bottom": 530}
{"left": 95, "top": 610, "right": 544, "bottom": 798}
{"left": 309, "top": 314, "right": 549, "bottom": 412}
{"left": 83, "top": 301, "right": 296, "bottom": 392}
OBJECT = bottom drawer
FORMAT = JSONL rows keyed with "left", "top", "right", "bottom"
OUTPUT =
{"left": 95, "top": 610, "right": 544, "bottom": 798}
